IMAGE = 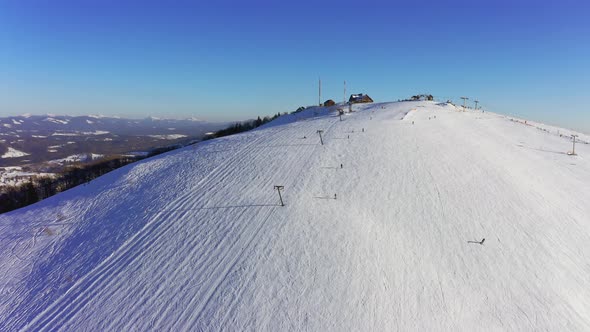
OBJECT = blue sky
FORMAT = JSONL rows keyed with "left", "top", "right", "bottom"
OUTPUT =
{"left": 0, "top": 0, "right": 589, "bottom": 132}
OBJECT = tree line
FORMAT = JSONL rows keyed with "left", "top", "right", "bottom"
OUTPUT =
{"left": 0, "top": 146, "right": 188, "bottom": 214}
{"left": 0, "top": 156, "right": 141, "bottom": 214}
{"left": 207, "top": 113, "right": 284, "bottom": 139}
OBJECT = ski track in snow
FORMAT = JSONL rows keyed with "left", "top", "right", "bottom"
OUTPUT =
{"left": 19, "top": 113, "right": 341, "bottom": 331}
{"left": 1, "top": 102, "right": 590, "bottom": 331}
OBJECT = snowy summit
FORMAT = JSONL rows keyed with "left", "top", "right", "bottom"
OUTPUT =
{"left": 1, "top": 101, "right": 589, "bottom": 330}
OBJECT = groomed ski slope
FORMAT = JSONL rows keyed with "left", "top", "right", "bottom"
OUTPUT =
{"left": 1, "top": 101, "right": 589, "bottom": 331}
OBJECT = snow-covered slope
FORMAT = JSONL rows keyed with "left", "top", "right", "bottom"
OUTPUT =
{"left": 1, "top": 147, "right": 30, "bottom": 159}
{"left": 1, "top": 101, "right": 589, "bottom": 331}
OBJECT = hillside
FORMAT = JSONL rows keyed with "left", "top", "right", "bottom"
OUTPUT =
{"left": 1, "top": 101, "right": 589, "bottom": 330}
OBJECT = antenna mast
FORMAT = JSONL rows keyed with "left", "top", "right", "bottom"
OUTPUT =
{"left": 319, "top": 77, "right": 321, "bottom": 106}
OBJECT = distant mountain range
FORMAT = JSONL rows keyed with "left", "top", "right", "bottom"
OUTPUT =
{"left": 0, "top": 114, "right": 228, "bottom": 168}
{"left": 0, "top": 114, "right": 221, "bottom": 136}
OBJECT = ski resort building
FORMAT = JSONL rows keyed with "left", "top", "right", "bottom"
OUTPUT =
{"left": 348, "top": 93, "right": 373, "bottom": 104}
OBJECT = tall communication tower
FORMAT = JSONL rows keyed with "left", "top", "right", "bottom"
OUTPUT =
{"left": 318, "top": 77, "right": 321, "bottom": 106}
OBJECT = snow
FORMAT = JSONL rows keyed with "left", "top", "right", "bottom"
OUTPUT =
{"left": 505, "top": 115, "right": 589, "bottom": 144}
{"left": 148, "top": 134, "right": 188, "bottom": 140}
{"left": 51, "top": 132, "right": 81, "bottom": 137}
{"left": 90, "top": 130, "right": 109, "bottom": 135}
{"left": 0, "top": 101, "right": 589, "bottom": 330}
{"left": 0, "top": 168, "right": 56, "bottom": 187}
{"left": 125, "top": 151, "right": 149, "bottom": 157}
{"left": 49, "top": 153, "right": 104, "bottom": 164}
{"left": 51, "top": 131, "right": 109, "bottom": 136}
{"left": 1, "top": 147, "right": 30, "bottom": 158}
{"left": 44, "top": 118, "right": 69, "bottom": 125}
{"left": 46, "top": 142, "right": 75, "bottom": 149}
{"left": 1, "top": 166, "right": 23, "bottom": 171}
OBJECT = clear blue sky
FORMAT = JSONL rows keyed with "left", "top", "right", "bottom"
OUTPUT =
{"left": 0, "top": 0, "right": 589, "bottom": 132}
